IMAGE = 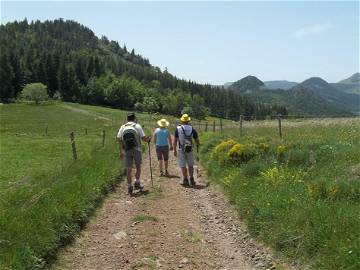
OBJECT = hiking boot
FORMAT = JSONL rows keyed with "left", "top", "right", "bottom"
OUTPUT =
{"left": 182, "top": 178, "right": 190, "bottom": 187}
{"left": 128, "top": 185, "right": 133, "bottom": 196}
{"left": 190, "top": 177, "right": 196, "bottom": 187}
{"left": 134, "top": 181, "right": 143, "bottom": 190}
{"left": 160, "top": 171, "right": 165, "bottom": 177}
{"left": 165, "top": 170, "right": 170, "bottom": 177}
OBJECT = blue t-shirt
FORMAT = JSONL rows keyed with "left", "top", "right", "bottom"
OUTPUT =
{"left": 155, "top": 128, "right": 169, "bottom": 146}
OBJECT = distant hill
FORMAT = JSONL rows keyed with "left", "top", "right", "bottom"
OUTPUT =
{"left": 287, "top": 86, "right": 350, "bottom": 116}
{"left": 228, "top": 75, "right": 265, "bottom": 93}
{"left": 338, "top": 73, "right": 360, "bottom": 85}
{"left": 331, "top": 73, "right": 360, "bottom": 94}
{"left": 288, "top": 77, "right": 359, "bottom": 115}
{"left": 223, "top": 74, "right": 359, "bottom": 116}
{"left": 264, "top": 80, "right": 298, "bottom": 90}
{"left": 223, "top": 82, "right": 233, "bottom": 88}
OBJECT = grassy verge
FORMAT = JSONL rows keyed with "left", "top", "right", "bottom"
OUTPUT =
{"left": 0, "top": 103, "right": 124, "bottom": 269}
{"left": 199, "top": 119, "right": 360, "bottom": 269}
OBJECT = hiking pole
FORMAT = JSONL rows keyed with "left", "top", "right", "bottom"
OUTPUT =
{"left": 148, "top": 141, "right": 154, "bottom": 187}
{"left": 196, "top": 144, "right": 200, "bottom": 178}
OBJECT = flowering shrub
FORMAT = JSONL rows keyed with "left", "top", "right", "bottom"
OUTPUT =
{"left": 257, "top": 142, "right": 270, "bottom": 153}
{"left": 308, "top": 181, "right": 360, "bottom": 201}
{"left": 276, "top": 145, "right": 287, "bottom": 157}
{"left": 260, "top": 166, "right": 305, "bottom": 186}
{"left": 228, "top": 143, "right": 257, "bottom": 163}
{"left": 260, "top": 167, "right": 281, "bottom": 185}
{"left": 211, "top": 139, "right": 237, "bottom": 163}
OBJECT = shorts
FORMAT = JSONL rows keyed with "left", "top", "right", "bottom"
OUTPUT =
{"left": 124, "top": 149, "right": 142, "bottom": 168}
{"left": 156, "top": 145, "right": 169, "bottom": 161}
{"left": 177, "top": 150, "right": 194, "bottom": 168}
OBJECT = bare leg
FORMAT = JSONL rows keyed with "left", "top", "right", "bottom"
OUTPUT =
{"left": 188, "top": 166, "right": 194, "bottom": 179}
{"left": 127, "top": 167, "right": 132, "bottom": 185}
{"left": 181, "top": 167, "right": 188, "bottom": 179}
{"left": 159, "top": 159, "right": 163, "bottom": 173}
{"left": 135, "top": 163, "right": 141, "bottom": 181}
{"left": 165, "top": 160, "right": 169, "bottom": 172}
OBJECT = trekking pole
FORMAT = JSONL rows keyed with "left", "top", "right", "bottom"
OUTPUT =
{"left": 148, "top": 141, "right": 154, "bottom": 187}
{"left": 196, "top": 144, "right": 200, "bottom": 178}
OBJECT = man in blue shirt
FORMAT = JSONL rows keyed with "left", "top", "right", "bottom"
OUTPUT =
{"left": 173, "top": 114, "right": 200, "bottom": 187}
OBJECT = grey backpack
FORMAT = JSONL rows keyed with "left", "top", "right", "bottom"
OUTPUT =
{"left": 180, "top": 126, "right": 193, "bottom": 153}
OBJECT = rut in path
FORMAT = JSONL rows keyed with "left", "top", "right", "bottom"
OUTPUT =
{"left": 52, "top": 145, "right": 279, "bottom": 270}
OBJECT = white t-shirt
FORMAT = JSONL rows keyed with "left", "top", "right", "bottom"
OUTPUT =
{"left": 117, "top": 122, "right": 145, "bottom": 151}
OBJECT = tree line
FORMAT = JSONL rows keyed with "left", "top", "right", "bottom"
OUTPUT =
{"left": 0, "top": 19, "right": 287, "bottom": 119}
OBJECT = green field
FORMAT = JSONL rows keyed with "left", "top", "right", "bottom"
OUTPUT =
{"left": 0, "top": 103, "right": 137, "bottom": 269}
{"left": 200, "top": 118, "right": 360, "bottom": 269}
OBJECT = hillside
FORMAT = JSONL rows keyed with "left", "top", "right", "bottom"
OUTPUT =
{"left": 338, "top": 72, "right": 360, "bottom": 84}
{"left": 0, "top": 19, "right": 286, "bottom": 120}
{"left": 264, "top": 80, "right": 298, "bottom": 90}
{"left": 292, "top": 77, "right": 360, "bottom": 114}
{"left": 227, "top": 75, "right": 360, "bottom": 116}
{"left": 331, "top": 73, "right": 360, "bottom": 94}
{"left": 228, "top": 75, "right": 265, "bottom": 93}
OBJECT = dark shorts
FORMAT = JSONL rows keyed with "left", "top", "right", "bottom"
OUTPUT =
{"left": 156, "top": 145, "right": 169, "bottom": 161}
{"left": 124, "top": 149, "right": 142, "bottom": 168}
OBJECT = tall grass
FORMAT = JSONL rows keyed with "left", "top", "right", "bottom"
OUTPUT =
{"left": 200, "top": 119, "right": 360, "bottom": 269}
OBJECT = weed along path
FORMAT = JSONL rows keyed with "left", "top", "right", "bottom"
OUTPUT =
{"left": 53, "top": 145, "right": 279, "bottom": 270}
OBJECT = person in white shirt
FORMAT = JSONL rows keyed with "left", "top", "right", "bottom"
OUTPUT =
{"left": 173, "top": 114, "right": 200, "bottom": 187}
{"left": 117, "top": 112, "right": 150, "bottom": 195}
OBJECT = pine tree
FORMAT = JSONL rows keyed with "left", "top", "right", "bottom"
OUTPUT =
{"left": 57, "top": 61, "right": 69, "bottom": 100}
{"left": 0, "top": 50, "right": 15, "bottom": 102}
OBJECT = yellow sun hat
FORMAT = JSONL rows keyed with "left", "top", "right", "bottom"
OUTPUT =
{"left": 180, "top": 114, "right": 191, "bottom": 123}
{"left": 157, "top": 118, "right": 170, "bottom": 127}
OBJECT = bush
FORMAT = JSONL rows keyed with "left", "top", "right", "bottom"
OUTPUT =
{"left": 20, "top": 83, "right": 49, "bottom": 104}
{"left": 211, "top": 139, "right": 237, "bottom": 163}
{"left": 228, "top": 143, "right": 257, "bottom": 163}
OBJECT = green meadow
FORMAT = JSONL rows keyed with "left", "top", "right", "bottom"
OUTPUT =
{"left": 0, "top": 103, "right": 130, "bottom": 269}
{"left": 200, "top": 118, "right": 360, "bottom": 270}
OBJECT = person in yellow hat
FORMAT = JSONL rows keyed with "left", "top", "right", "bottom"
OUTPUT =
{"left": 173, "top": 114, "right": 200, "bottom": 187}
{"left": 153, "top": 118, "right": 173, "bottom": 176}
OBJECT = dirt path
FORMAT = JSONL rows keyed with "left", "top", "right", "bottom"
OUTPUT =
{"left": 52, "top": 145, "right": 279, "bottom": 270}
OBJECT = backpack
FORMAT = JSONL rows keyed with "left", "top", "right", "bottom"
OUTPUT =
{"left": 180, "top": 126, "right": 193, "bottom": 153}
{"left": 122, "top": 123, "right": 138, "bottom": 150}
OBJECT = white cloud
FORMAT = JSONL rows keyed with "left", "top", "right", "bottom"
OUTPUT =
{"left": 293, "top": 23, "right": 333, "bottom": 38}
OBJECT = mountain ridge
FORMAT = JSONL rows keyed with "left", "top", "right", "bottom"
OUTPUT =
{"left": 225, "top": 75, "right": 359, "bottom": 116}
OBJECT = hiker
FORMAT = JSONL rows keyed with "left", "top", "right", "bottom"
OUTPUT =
{"left": 153, "top": 118, "right": 173, "bottom": 177}
{"left": 173, "top": 114, "right": 200, "bottom": 187}
{"left": 117, "top": 112, "right": 151, "bottom": 195}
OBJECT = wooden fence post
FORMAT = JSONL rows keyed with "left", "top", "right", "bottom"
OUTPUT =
{"left": 239, "top": 115, "right": 243, "bottom": 136}
{"left": 220, "top": 118, "right": 223, "bottom": 133}
{"left": 45, "top": 123, "right": 48, "bottom": 136}
{"left": 278, "top": 114, "right": 282, "bottom": 139}
{"left": 205, "top": 121, "right": 208, "bottom": 132}
{"left": 102, "top": 130, "right": 106, "bottom": 147}
{"left": 213, "top": 120, "right": 216, "bottom": 132}
{"left": 69, "top": 132, "right": 77, "bottom": 160}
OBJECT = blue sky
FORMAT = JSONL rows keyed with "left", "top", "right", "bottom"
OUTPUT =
{"left": 1, "top": 1, "right": 359, "bottom": 84}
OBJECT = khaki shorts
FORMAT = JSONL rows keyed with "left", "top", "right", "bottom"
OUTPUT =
{"left": 124, "top": 149, "right": 142, "bottom": 168}
{"left": 177, "top": 150, "right": 194, "bottom": 168}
